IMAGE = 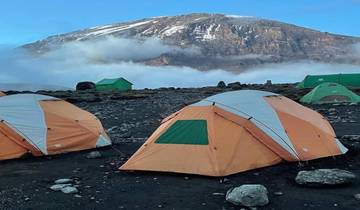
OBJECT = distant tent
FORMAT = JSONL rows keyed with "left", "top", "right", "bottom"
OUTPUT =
{"left": 121, "top": 90, "right": 347, "bottom": 177}
{"left": 300, "top": 82, "right": 360, "bottom": 104}
{"left": 0, "top": 91, "right": 5, "bottom": 97}
{"left": 297, "top": 73, "right": 360, "bottom": 88}
{"left": 96, "top": 78, "right": 133, "bottom": 91}
{"left": 0, "top": 94, "right": 111, "bottom": 161}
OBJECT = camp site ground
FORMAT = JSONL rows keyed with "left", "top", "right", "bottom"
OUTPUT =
{"left": 0, "top": 84, "right": 360, "bottom": 210}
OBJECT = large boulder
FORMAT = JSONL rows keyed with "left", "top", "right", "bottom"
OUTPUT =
{"left": 217, "top": 81, "right": 226, "bottom": 88}
{"left": 226, "top": 184, "right": 269, "bottom": 207}
{"left": 265, "top": 80, "right": 272, "bottom": 85}
{"left": 295, "top": 169, "right": 357, "bottom": 187}
{"left": 227, "top": 82, "right": 242, "bottom": 90}
{"left": 76, "top": 81, "right": 96, "bottom": 91}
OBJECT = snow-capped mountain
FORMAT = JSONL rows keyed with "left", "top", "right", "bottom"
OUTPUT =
{"left": 23, "top": 13, "right": 360, "bottom": 72}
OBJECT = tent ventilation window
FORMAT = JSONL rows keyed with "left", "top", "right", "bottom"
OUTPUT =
{"left": 155, "top": 120, "right": 209, "bottom": 145}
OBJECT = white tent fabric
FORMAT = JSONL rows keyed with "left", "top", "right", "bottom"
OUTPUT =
{"left": 96, "top": 135, "right": 112, "bottom": 147}
{"left": 0, "top": 94, "right": 56, "bottom": 154}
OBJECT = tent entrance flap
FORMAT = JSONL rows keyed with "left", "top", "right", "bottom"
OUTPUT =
{"left": 155, "top": 120, "right": 209, "bottom": 145}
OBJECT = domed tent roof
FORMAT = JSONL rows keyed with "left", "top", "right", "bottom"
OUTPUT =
{"left": 0, "top": 94, "right": 111, "bottom": 160}
{"left": 120, "top": 90, "right": 347, "bottom": 177}
{"left": 297, "top": 73, "right": 360, "bottom": 88}
{"left": 300, "top": 82, "right": 360, "bottom": 104}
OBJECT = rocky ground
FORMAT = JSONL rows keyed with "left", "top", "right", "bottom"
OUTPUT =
{"left": 1, "top": 84, "right": 360, "bottom": 210}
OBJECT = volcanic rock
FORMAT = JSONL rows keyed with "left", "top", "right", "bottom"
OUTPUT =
{"left": 295, "top": 169, "right": 357, "bottom": 187}
{"left": 226, "top": 184, "right": 269, "bottom": 207}
{"left": 76, "top": 82, "right": 96, "bottom": 91}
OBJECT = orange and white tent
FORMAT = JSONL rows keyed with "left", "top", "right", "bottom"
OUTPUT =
{"left": 0, "top": 94, "right": 111, "bottom": 160}
{"left": 121, "top": 90, "right": 347, "bottom": 176}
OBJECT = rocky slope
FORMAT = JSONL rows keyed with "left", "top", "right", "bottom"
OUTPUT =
{"left": 23, "top": 13, "right": 360, "bottom": 72}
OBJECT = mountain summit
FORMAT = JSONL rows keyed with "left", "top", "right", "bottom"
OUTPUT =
{"left": 24, "top": 13, "right": 360, "bottom": 72}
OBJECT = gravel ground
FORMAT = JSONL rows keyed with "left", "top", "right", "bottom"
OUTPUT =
{"left": 0, "top": 85, "right": 359, "bottom": 210}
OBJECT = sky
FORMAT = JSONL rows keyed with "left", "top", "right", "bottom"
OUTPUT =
{"left": 0, "top": 0, "right": 360, "bottom": 45}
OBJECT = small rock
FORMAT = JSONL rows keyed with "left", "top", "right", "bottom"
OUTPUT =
{"left": 213, "top": 192, "right": 225, "bottom": 196}
{"left": 273, "top": 191, "right": 283, "bottom": 196}
{"left": 295, "top": 169, "right": 357, "bottom": 187}
{"left": 50, "top": 184, "right": 72, "bottom": 191}
{"left": 54, "top": 178, "right": 73, "bottom": 184}
{"left": 220, "top": 178, "right": 230, "bottom": 183}
{"left": 86, "top": 151, "right": 102, "bottom": 159}
{"left": 226, "top": 184, "right": 269, "bottom": 207}
{"left": 61, "top": 186, "right": 79, "bottom": 194}
{"left": 354, "top": 194, "right": 360, "bottom": 200}
{"left": 74, "top": 194, "right": 82, "bottom": 198}
{"left": 342, "top": 135, "right": 360, "bottom": 142}
{"left": 107, "top": 126, "right": 119, "bottom": 133}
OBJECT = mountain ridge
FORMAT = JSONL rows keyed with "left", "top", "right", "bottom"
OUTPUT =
{"left": 23, "top": 13, "right": 360, "bottom": 72}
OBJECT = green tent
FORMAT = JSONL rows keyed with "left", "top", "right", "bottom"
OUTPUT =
{"left": 96, "top": 78, "right": 133, "bottom": 91}
{"left": 297, "top": 73, "right": 360, "bottom": 88}
{"left": 300, "top": 82, "right": 360, "bottom": 104}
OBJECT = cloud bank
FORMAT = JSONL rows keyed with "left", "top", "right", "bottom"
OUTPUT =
{"left": 352, "top": 43, "right": 360, "bottom": 57}
{"left": 43, "top": 37, "right": 199, "bottom": 63}
{"left": 0, "top": 37, "right": 359, "bottom": 91}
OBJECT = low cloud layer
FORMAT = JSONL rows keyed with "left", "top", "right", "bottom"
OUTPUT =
{"left": 0, "top": 37, "right": 359, "bottom": 91}
{"left": 352, "top": 43, "right": 360, "bottom": 58}
{"left": 43, "top": 37, "right": 199, "bottom": 63}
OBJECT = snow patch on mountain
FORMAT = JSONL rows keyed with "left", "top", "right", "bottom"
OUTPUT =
{"left": 89, "top": 24, "right": 115, "bottom": 30}
{"left": 203, "top": 24, "right": 217, "bottom": 40}
{"left": 85, "top": 20, "right": 154, "bottom": 37}
{"left": 226, "top": 15, "right": 255, "bottom": 19}
{"left": 192, "top": 24, "right": 219, "bottom": 41}
{"left": 162, "top": 25, "right": 186, "bottom": 37}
